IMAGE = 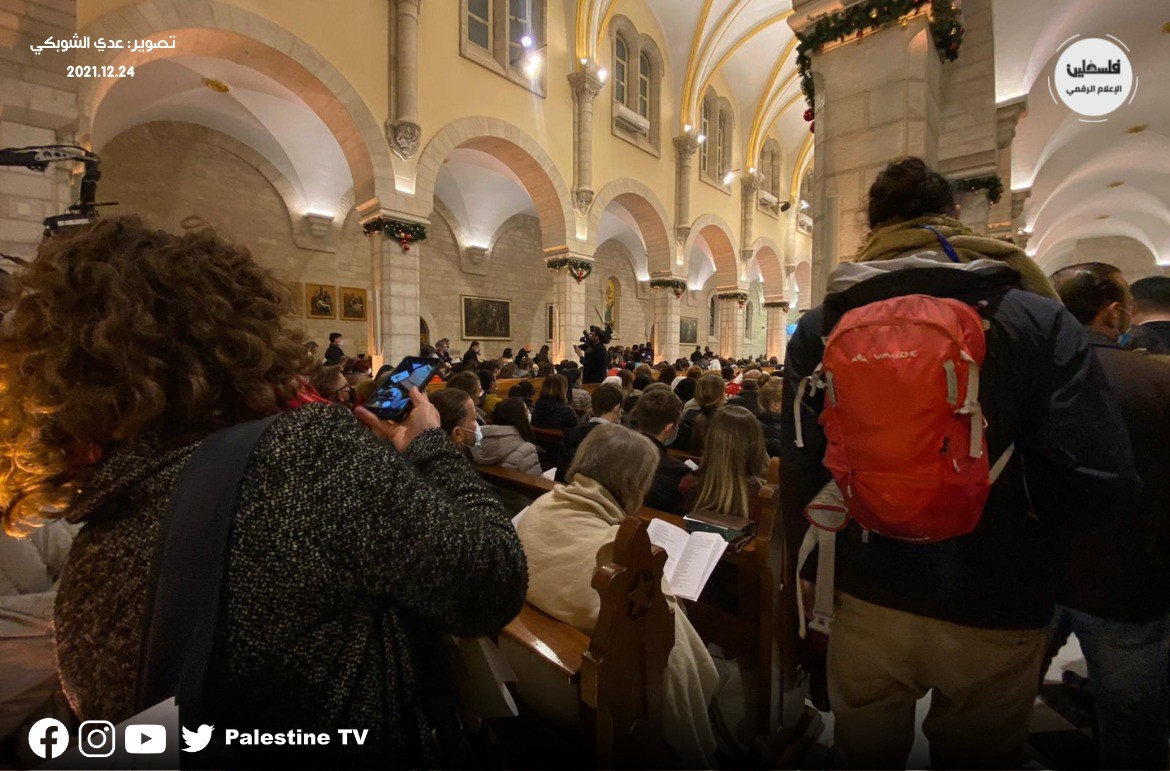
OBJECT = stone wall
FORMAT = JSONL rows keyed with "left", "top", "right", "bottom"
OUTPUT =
{"left": 98, "top": 123, "right": 373, "bottom": 351}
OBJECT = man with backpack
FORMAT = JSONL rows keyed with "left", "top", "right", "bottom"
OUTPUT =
{"left": 780, "top": 158, "right": 1139, "bottom": 769}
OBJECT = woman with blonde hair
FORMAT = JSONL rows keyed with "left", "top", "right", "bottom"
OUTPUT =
{"left": 678, "top": 405, "right": 769, "bottom": 521}
{"left": 515, "top": 423, "right": 721, "bottom": 765}
{"left": 0, "top": 217, "right": 526, "bottom": 768}
{"left": 675, "top": 373, "right": 726, "bottom": 453}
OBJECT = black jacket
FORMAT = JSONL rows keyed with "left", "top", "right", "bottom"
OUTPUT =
{"left": 643, "top": 435, "right": 691, "bottom": 513}
{"left": 324, "top": 342, "right": 346, "bottom": 365}
{"left": 727, "top": 389, "right": 761, "bottom": 415}
{"left": 530, "top": 397, "right": 578, "bottom": 431}
{"left": 554, "top": 420, "right": 604, "bottom": 482}
{"left": 1127, "top": 321, "right": 1170, "bottom": 355}
{"left": 757, "top": 411, "right": 783, "bottom": 458}
{"left": 1062, "top": 332, "right": 1170, "bottom": 621}
{"left": 580, "top": 344, "right": 608, "bottom": 384}
{"left": 781, "top": 264, "right": 1139, "bottom": 630}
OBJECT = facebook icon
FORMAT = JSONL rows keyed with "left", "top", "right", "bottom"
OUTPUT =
{"left": 28, "top": 717, "right": 69, "bottom": 759}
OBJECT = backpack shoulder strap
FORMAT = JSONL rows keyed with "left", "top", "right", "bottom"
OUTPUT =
{"left": 135, "top": 413, "right": 281, "bottom": 717}
{"left": 918, "top": 225, "right": 961, "bottom": 263}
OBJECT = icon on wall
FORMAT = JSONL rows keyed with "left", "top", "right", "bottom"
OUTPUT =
{"left": 462, "top": 295, "right": 511, "bottom": 340}
{"left": 340, "top": 286, "right": 368, "bottom": 321}
{"left": 306, "top": 284, "right": 337, "bottom": 319}
{"left": 679, "top": 316, "right": 698, "bottom": 345}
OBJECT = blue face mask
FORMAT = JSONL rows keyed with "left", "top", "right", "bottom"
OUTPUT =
{"left": 1117, "top": 307, "right": 1134, "bottom": 347}
{"left": 663, "top": 424, "right": 679, "bottom": 446}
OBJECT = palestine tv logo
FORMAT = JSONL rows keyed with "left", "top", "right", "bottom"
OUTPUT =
{"left": 1051, "top": 36, "right": 1136, "bottom": 121}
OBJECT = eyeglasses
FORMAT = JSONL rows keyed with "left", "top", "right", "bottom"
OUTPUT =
{"left": 328, "top": 385, "right": 355, "bottom": 403}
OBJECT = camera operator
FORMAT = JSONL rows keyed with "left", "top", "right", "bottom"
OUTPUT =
{"left": 573, "top": 325, "right": 610, "bottom": 384}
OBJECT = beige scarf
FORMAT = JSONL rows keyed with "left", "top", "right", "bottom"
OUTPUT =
{"left": 855, "top": 215, "right": 1059, "bottom": 300}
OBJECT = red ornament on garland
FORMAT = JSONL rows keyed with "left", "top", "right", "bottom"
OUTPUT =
{"left": 809, "top": 120, "right": 815, "bottom": 134}
{"left": 803, "top": 107, "right": 814, "bottom": 122}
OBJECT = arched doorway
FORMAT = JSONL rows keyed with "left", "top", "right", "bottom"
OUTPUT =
{"left": 420, "top": 318, "right": 430, "bottom": 349}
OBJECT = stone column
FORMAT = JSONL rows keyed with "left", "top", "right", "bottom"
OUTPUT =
{"left": 740, "top": 173, "right": 761, "bottom": 264}
{"left": 549, "top": 256, "right": 591, "bottom": 363}
{"left": 988, "top": 97, "right": 1026, "bottom": 238}
{"left": 365, "top": 215, "right": 425, "bottom": 365}
{"left": 672, "top": 136, "right": 700, "bottom": 243}
{"left": 790, "top": 4, "right": 943, "bottom": 304}
{"left": 764, "top": 299, "right": 790, "bottom": 363}
{"left": 716, "top": 292, "right": 746, "bottom": 360}
{"left": 389, "top": 0, "right": 422, "bottom": 160}
{"left": 0, "top": 0, "right": 80, "bottom": 259}
{"left": 568, "top": 69, "right": 604, "bottom": 213}
{"left": 651, "top": 286, "right": 682, "bottom": 364}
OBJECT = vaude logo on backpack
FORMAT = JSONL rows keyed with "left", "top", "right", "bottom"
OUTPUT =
{"left": 800, "top": 293, "right": 1012, "bottom": 543}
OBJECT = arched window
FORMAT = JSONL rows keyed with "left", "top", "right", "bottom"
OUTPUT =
{"left": 614, "top": 35, "right": 628, "bottom": 106}
{"left": 638, "top": 52, "right": 651, "bottom": 119}
{"left": 758, "top": 139, "right": 783, "bottom": 214}
{"left": 461, "top": 0, "right": 547, "bottom": 96}
{"left": 700, "top": 100, "right": 710, "bottom": 174}
{"left": 717, "top": 112, "right": 728, "bottom": 176}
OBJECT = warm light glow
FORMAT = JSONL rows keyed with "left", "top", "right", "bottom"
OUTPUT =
{"left": 202, "top": 78, "right": 230, "bottom": 93}
{"left": 722, "top": 171, "right": 736, "bottom": 185}
{"left": 580, "top": 57, "right": 588, "bottom": 65}
{"left": 521, "top": 35, "right": 533, "bottom": 49}
{"left": 1126, "top": 124, "right": 1149, "bottom": 134}
{"left": 1107, "top": 180, "right": 1126, "bottom": 188}
{"left": 597, "top": 67, "right": 608, "bottom": 83}
{"left": 696, "top": 133, "right": 706, "bottom": 144}
{"left": 748, "top": 166, "right": 756, "bottom": 175}
{"left": 684, "top": 124, "right": 693, "bottom": 133}
{"left": 523, "top": 54, "right": 542, "bottom": 77}
{"left": 800, "top": 200, "right": 810, "bottom": 210}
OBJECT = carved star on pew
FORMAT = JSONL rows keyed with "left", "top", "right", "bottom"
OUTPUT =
{"left": 626, "top": 569, "right": 656, "bottom": 620}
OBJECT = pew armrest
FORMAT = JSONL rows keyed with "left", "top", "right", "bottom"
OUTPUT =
{"left": 501, "top": 604, "right": 590, "bottom": 680}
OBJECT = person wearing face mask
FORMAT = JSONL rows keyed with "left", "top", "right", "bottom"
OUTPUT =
{"left": 631, "top": 387, "right": 691, "bottom": 513}
{"left": 431, "top": 388, "right": 481, "bottom": 457}
{"left": 1049, "top": 262, "right": 1170, "bottom": 771}
{"left": 324, "top": 332, "right": 346, "bottom": 365}
{"left": 309, "top": 365, "right": 355, "bottom": 410}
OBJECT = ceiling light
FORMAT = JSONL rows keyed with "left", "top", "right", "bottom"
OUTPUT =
{"left": 202, "top": 78, "right": 230, "bottom": 93}
{"left": 684, "top": 124, "right": 693, "bottom": 132}
{"left": 696, "top": 133, "right": 706, "bottom": 144}
{"left": 1107, "top": 180, "right": 1125, "bottom": 188}
{"left": 597, "top": 67, "right": 608, "bottom": 83}
{"left": 1126, "top": 123, "right": 1149, "bottom": 134}
{"left": 521, "top": 34, "right": 533, "bottom": 49}
{"left": 580, "top": 57, "right": 588, "bottom": 65}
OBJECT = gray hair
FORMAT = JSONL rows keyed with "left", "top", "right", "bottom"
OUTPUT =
{"left": 566, "top": 422, "right": 659, "bottom": 514}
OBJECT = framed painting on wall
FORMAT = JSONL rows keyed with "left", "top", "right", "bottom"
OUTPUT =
{"left": 680, "top": 316, "right": 698, "bottom": 345}
{"left": 461, "top": 295, "right": 511, "bottom": 340}
{"left": 546, "top": 304, "right": 555, "bottom": 342}
{"left": 306, "top": 284, "right": 337, "bottom": 319}
{"left": 340, "top": 286, "right": 368, "bottom": 321}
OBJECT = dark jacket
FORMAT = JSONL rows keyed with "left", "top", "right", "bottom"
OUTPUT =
{"left": 1127, "top": 320, "right": 1170, "bottom": 355}
{"left": 757, "top": 411, "right": 784, "bottom": 458}
{"left": 580, "top": 344, "right": 608, "bottom": 384}
{"left": 54, "top": 405, "right": 527, "bottom": 768}
{"left": 324, "top": 342, "right": 345, "bottom": 365}
{"left": 781, "top": 263, "right": 1139, "bottom": 631}
{"left": 462, "top": 348, "right": 481, "bottom": 366}
{"left": 727, "top": 388, "right": 761, "bottom": 415}
{"left": 554, "top": 419, "right": 605, "bottom": 482}
{"left": 643, "top": 435, "right": 691, "bottom": 513}
{"left": 1063, "top": 332, "right": 1170, "bottom": 621}
{"left": 531, "top": 397, "right": 578, "bottom": 431}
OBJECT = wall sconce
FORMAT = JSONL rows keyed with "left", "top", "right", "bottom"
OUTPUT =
{"left": 304, "top": 212, "right": 335, "bottom": 238}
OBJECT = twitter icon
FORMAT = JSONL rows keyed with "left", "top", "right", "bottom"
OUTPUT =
{"left": 182, "top": 724, "right": 214, "bottom": 753}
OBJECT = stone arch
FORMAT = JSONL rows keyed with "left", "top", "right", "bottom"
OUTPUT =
{"left": 684, "top": 213, "right": 739, "bottom": 286}
{"left": 414, "top": 117, "right": 574, "bottom": 256}
{"left": 751, "top": 237, "right": 785, "bottom": 295}
{"left": 587, "top": 178, "right": 673, "bottom": 274}
{"left": 76, "top": 0, "right": 396, "bottom": 210}
{"left": 793, "top": 260, "right": 813, "bottom": 310}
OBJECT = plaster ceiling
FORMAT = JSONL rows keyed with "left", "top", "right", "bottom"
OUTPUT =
{"left": 597, "top": 203, "right": 650, "bottom": 280}
{"left": 91, "top": 55, "right": 352, "bottom": 216}
{"left": 994, "top": 0, "right": 1170, "bottom": 271}
{"left": 434, "top": 147, "right": 536, "bottom": 247}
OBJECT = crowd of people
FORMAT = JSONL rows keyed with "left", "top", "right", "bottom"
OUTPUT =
{"left": 0, "top": 155, "right": 1167, "bottom": 769}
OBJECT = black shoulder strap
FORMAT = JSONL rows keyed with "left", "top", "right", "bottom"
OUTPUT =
{"left": 134, "top": 414, "right": 280, "bottom": 717}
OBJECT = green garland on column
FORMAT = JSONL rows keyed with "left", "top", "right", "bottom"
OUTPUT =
{"left": 953, "top": 175, "right": 1004, "bottom": 205}
{"left": 796, "top": 0, "right": 963, "bottom": 116}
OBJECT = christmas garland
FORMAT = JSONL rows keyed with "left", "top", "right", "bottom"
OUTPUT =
{"left": 362, "top": 217, "right": 428, "bottom": 252}
{"left": 649, "top": 278, "right": 688, "bottom": 298}
{"left": 953, "top": 175, "right": 1004, "bottom": 205}
{"left": 796, "top": 0, "right": 964, "bottom": 122}
{"left": 546, "top": 256, "right": 593, "bottom": 283}
{"left": 716, "top": 290, "right": 750, "bottom": 307}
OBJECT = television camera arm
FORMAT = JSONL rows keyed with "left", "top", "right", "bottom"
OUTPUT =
{"left": 0, "top": 145, "right": 107, "bottom": 234}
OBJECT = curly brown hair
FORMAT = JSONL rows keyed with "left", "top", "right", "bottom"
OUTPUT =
{"left": 0, "top": 216, "right": 310, "bottom": 534}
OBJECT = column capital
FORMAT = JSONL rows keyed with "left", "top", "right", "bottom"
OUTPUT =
{"left": 740, "top": 173, "right": 762, "bottom": 195}
{"left": 389, "top": 120, "right": 422, "bottom": 160}
{"left": 567, "top": 69, "right": 605, "bottom": 104}
{"left": 1011, "top": 188, "right": 1031, "bottom": 222}
{"left": 673, "top": 135, "right": 700, "bottom": 161}
{"left": 996, "top": 96, "right": 1027, "bottom": 149}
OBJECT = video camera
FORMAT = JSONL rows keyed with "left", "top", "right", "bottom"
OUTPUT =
{"left": 579, "top": 322, "right": 613, "bottom": 347}
{"left": 0, "top": 145, "right": 112, "bottom": 236}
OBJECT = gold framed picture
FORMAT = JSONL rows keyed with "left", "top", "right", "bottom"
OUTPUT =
{"left": 306, "top": 284, "right": 337, "bottom": 319}
{"left": 340, "top": 286, "right": 368, "bottom": 321}
{"left": 461, "top": 295, "right": 511, "bottom": 340}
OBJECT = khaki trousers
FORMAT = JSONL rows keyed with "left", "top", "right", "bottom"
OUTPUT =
{"left": 827, "top": 592, "right": 1045, "bottom": 770}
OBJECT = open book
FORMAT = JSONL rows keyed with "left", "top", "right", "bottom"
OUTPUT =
{"left": 646, "top": 518, "right": 727, "bottom": 601}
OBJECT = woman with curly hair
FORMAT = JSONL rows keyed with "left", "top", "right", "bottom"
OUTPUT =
{"left": 0, "top": 217, "right": 526, "bottom": 768}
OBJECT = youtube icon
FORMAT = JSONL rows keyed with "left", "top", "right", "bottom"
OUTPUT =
{"left": 124, "top": 724, "right": 167, "bottom": 754}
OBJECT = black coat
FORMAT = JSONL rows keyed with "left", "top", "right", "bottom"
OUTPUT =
{"left": 727, "top": 389, "right": 761, "bottom": 415}
{"left": 643, "top": 435, "right": 691, "bottom": 513}
{"left": 531, "top": 397, "right": 578, "bottom": 431}
{"left": 1127, "top": 321, "right": 1170, "bottom": 355}
{"left": 324, "top": 342, "right": 346, "bottom": 365}
{"left": 581, "top": 344, "right": 608, "bottom": 384}
{"left": 782, "top": 265, "right": 1139, "bottom": 630}
{"left": 757, "top": 411, "right": 784, "bottom": 458}
{"left": 554, "top": 420, "right": 603, "bottom": 482}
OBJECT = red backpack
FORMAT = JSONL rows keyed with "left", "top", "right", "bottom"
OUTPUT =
{"left": 796, "top": 293, "right": 1013, "bottom": 543}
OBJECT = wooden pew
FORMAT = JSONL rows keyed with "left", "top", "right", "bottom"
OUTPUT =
{"left": 478, "top": 464, "right": 799, "bottom": 745}
{"left": 496, "top": 517, "right": 677, "bottom": 768}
